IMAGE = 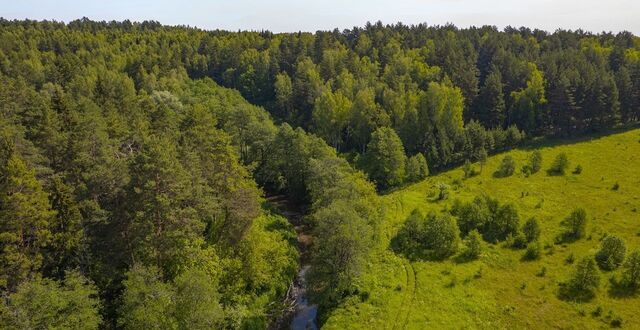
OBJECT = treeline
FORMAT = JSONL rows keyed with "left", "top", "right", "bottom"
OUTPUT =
{"left": 0, "top": 18, "right": 385, "bottom": 327}
{"left": 2, "top": 19, "right": 638, "bottom": 179}
{"left": 188, "top": 20, "right": 639, "bottom": 169}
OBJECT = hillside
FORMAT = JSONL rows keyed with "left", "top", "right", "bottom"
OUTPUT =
{"left": 323, "top": 128, "right": 640, "bottom": 329}
{"left": 0, "top": 19, "right": 639, "bottom": 329}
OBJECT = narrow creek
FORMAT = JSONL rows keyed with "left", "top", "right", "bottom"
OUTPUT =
{"left": 267, "top": 195, "right": 318, "bottom": 330}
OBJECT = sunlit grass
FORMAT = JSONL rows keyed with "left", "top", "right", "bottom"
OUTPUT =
{"left": 324, "top": 128, "right": 640, "bottom": 329}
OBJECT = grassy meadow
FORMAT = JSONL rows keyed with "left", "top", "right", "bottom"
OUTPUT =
{"left": 323, "top": 128, "right": 640, "bottom": 329}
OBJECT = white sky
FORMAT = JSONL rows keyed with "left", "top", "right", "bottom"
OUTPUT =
{"left": 2, "top": 0, "right": 639, "bottom": 34}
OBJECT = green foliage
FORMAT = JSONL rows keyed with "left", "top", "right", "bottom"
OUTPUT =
{"left": 494, "top": 155, "right": 516, "bottom": 177}
{"left": 452, "top": 195, "right": 524, "bottom": 243}
{"left": 405, "top": 153, "right": 429, "bottom": 182}
{"left": 572, "top": 165, "right": 583, "bottom": 174}
{"left": 522, "top": 217, "right": 541, "bottom": 243}
{"left": 361, "top": 127, "right": 407, "bottom": 189}
{"left": 274, "top": 73, "right": 294, "bottom": 120}
{"left": 394, "top": 210, "right": 460, "bottom": 260}
{"left": 451, "top": 195, "right": 520, "bottom": 243}
{"left": 43, "top": 177, "right": 83, "bottom": 279}
{"left": 510, "top": 231, "right": 529, "bottom": 249}
{"left": 463, "top": 159, "right": 477, "bottom": 178}
{"left": 621, "top": 250, "right": 640, "bottom": 290}
{"left": 595, "top": 235, "right": 626, "bottom": 270}
{"left": 547, "top": 152, "right": 569, "bottom": 176}
{"left": 523, "top": 241, "right": 542, "bottom": 260}
{"left": 530, "top": 151, "right": 543, "bottom": 174}
{"left": 485, "top": 203, "right": 520, "bottom": 243}
{"left": 437, "top": 182, "right": 450, "bottom": 200}
{"left": 560, "top": 256, "right": 600, "bottom": 301}
{"left": 462, "top": 229, "right": 483, "bottom": 259}
{"left": 0, "top": 271, "right": 101, "bottom": 329}
{"left": 0, "top": 150, "right": 55, "bottom": 290}
{"left": 451, "top": 196, "right": 491, "bottom": 235}
{"left": 312, "top": 90, "right": 351, "bottom": 149}
{"left": 559, "top": 208, "right": 588, "bottom": 242}
{"left": 510, "top": 63, "right": 547, "bottom": 133}
{"left": 309, "top": 200, "right": 375, "bottom": 306}
{"left": 174, "top": 269, "right": 225, "bottom": 329}
{"left": 0, "top": 17, "right": 638, "bottom": 328}
{"left": 118, "top": 265, "right": 177, "bottom": 330}
{"left": 475, "top": 67, "right": 506, "bottom": 128}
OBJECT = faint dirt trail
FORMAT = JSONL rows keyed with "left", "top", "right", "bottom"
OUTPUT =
{"left": 392, "top": 260, "right": 416, "bottom": 330}
{"left": 401, "top": 263, "right": 417, "bottom": 330}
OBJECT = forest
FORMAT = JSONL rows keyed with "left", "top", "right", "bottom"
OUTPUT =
{"left": 0, "top": 18, "right": 639, "bottom": 329}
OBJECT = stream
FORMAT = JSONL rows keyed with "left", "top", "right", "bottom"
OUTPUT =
{"left": 267, "top": 196, "right": 318, "bottom": 330}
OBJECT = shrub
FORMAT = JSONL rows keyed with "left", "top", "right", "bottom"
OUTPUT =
{"left": 572, "top": 165, "right": 582, "bottom": 174}
{"left": 522, "top": 217, "right": 541, "bottom": 242}
{"left": 505, "top": 125, "right": 524, "bottom": 146}
{"left": 547, "top": 152, "right": 569, "bottom": 175}
{"left": 451, "top": 196, "right": 491, "bottom": 235}
{"left": 612, "top": 182, "right": 620, "bottom": 191}
{"left": 565, "top": 253, "right": 575, "bottom": 264}
{"left": 463, "top": 159, "right": 476, "bottom": 178}
{"left": 537, "top": 266, "right": 547, "bottom": 277}
{"left": 494, "top": 155, "right": 516, "bottom": 177}
{"left": 436, "top": 182, "right": 450, "bottom": 200}
{"left": 595, "top": 235, "right": 626, "bottom": 270}
{"left": 463, "top": 229, "right": 483, "bottom": 259}
{"left": 523, "top": 241, "right": 542, "bottom": 260}
{"left": 530, "top": 151, "right": 542, "bottom": 173}
{"left": 558, "top": 208, "right": 588, "bottom": 242}
{"left": 394, "top": 210, "right": 460, "bottom": 260}
{"left": 610, "top": 316, "right": 623, "bottom": 328}
{"left": 560, "top": 256, "right": 600, "bottom": 301}
{"left": 452, "top": 195, "right": 519, "bottom": 243}
{"left": 484, "top": 203, "right": 520, "bottom": 243}
{"left": 421, "top": 212, "right": 460, "bottom": 259}
{"left": 511, "top": 231, "right": 528, "bottom": 249}
{"left": 406, "top": 153, "right": 429, "bottom": 182}
{"left": 621, "top": 250, "right": 640, "bottom": 289}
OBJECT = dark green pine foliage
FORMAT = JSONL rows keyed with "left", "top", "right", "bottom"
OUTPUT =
{"left": 474, "top": 67, "right": 506, "bottom": 128}
{"left": 615, "top": 66, "right": 636, "bottom": 122}
{"left": 0, "top": 132, "right": 55, "bottom": 291}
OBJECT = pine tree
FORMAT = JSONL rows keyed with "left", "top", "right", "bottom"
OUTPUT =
{"left": 474, "top": 67, "right": 506, "bottom": 128}
{"left": 0, "top": 135, "right": 55, "bottom": 290}
{"left": 43, "top": 177, "right": 83, "bottom": 280}
{"left": 548, "top": 77, "right": 580, "bottom": 136}
{"left": 615, "top": 66, "right": 636, "bottom": 122}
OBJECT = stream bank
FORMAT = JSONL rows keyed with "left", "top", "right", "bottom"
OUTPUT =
{"left": 267, "top": 195, "right": 318, "bottom": 330}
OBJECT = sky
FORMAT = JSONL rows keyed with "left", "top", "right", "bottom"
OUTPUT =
{"left": 2, "top": 0, "right": 639, "bottom": 34}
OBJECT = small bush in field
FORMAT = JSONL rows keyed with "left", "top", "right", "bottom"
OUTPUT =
{"left": 494, "top": 156, "right": 516, "bottom": 178}
{"left": 547, "top": 152, "right": 569, "bottom": 176}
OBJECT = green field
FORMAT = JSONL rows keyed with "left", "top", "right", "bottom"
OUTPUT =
{"left": 323, "top": 128, "right": 640, "bottom": 329}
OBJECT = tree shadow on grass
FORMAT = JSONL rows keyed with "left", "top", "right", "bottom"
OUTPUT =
{"left": 452, "top": 253, "right": 478, "bottom": 264}
{"left": 608, "top": 278, "right": 639, "bottom": 299}
{"left": 557, "top": 283, "right": 597, "bottom": 303}
{"left": 389, "top": 233, "right": 449, "bottom": 262}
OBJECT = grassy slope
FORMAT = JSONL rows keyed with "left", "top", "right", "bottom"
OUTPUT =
{"left": 323, "top": 128, "right": 640, "bottom": 329}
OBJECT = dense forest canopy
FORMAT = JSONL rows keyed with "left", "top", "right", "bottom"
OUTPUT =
{"left": 0, "top": 17, "right": 638, "bottom": 328}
